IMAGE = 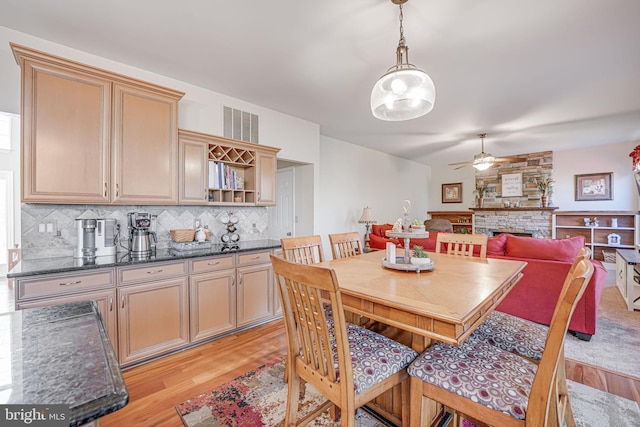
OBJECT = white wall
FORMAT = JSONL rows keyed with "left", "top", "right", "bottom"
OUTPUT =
{"left": 428, "top": 165, "right": 476, "bottom": 213}
{"left": 553, "top": 141, "right": 638, "bottom": 211}
{"left": 318, "top": 136, "right": 430, "bottom": 256}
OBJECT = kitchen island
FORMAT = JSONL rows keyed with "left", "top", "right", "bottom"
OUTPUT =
{"left": 0, "top": 301, "right": 128, "bottom": 426}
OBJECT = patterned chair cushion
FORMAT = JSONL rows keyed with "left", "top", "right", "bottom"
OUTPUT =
{"left": 327, "top": 322, "right": 418, "bottom": 394}
{"left": 407, "top": 338, "right": 537, "bottom": 420}
{"left": 471, "top": 311, "right": 547, "bottom": 361}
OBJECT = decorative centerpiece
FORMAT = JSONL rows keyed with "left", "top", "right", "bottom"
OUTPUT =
{"left": 410, "top": 245, "right": 432, "bottom": 265}
{"left": 535, "top": 176, "right": 554, "bottom": 207}
{"left": 410, "top": 219, "right": 425, "bottom": 232}
{"left": 474, "top": 180, "right": 488, "bottom": 208}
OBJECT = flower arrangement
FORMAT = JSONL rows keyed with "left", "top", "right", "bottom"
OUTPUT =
{"left": 412, "top": 245, "right": 430, "bottom": 258}
{"left": 411, "top": 219, "right": 424, "bottom": 227}
{"left": 535, "top": 176, "right": 554, "bottom": 196}
{"left": 474, "top": 180, "right": 488, "bottom": 198}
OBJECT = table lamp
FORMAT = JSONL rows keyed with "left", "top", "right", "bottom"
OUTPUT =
{"left": 358, "top": 207, "right": 376, "bottom": 252}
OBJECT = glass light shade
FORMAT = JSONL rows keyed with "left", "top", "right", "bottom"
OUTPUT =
{"left": 472, "top": 152, "right": 495, "bottom": 171}
{"left": 358, "top": 207, "right": 376, "bottom": 224}
{"left": 371, "top": 67, "right": 435, "bottom": 121}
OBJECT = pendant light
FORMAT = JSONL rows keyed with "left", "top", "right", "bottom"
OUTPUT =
{"left": 371, "top": 0, "right": 435, "bottom": 121}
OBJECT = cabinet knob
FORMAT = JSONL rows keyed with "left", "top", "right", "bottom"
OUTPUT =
{"left": 121, "top": 295, "right": 125, "bottom": 308}
{"left": 104, "top": 182, "right": 108, "bottom": 198}
{"left": 146, "top": 269, "right": 164, "bottom": 274}
{"left": 207, "top": 261, "right": 220, "bottom": 266}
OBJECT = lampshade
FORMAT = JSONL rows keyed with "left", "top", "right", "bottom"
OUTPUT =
{"left": 472, "top": 153, "right": 495, "bottom": 171}
{"left": 358, "top": 207, "right": 376, "bottom": 224}
{"left": 371, "top": 0, "right": 435, "bottom": 121}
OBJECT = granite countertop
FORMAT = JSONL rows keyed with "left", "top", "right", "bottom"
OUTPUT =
{"left": 0, "top": 301, "right": 128, "bottom": 426}
{"left": 8, "top": 239, "right": 282, "bottom": 279}
{"left": 617, "top": 248, "right": 640, "bottom": 264}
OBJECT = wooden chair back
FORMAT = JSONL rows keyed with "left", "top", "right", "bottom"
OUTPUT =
{"left": 328, "top": 232, "right": 363, "bottom": 259}
{"left": 280, "top": 235, "right": 325, "bottom": 264}
{"left": 270, "top": 255, "right": 357, "bottom": 425}
{"left": 436, "top": 232, "right": 488, "bottom": 258}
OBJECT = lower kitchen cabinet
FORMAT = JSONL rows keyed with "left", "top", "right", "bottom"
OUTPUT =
{"left": 117, "top": 276, "right": 189, "bottom": 366}
{"left": 17, "top": 288, "right": 118, "bottom": 353}
{"left": 189, "top": 269, "right": 236, "bottom": 342}
{"left": 237, "top": 263, "right": 274, "bottom": 327}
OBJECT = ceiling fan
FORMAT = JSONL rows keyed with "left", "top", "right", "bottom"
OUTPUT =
{"left": 448, "top": 133, "right": 527, "bottom": 170}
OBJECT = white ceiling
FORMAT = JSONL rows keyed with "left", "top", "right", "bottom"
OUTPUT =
{"left": 2, "top": 0, "right": 639, "bottom": 166}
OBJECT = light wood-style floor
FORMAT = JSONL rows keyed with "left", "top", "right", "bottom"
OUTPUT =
{"left": 1, "top": 277, "right": 638, "bottom": 426}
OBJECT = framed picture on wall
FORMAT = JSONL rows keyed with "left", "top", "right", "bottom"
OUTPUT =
{"left": 575, "top": 172, "right": 613, "bottom": 201}
{"left": 442, "top": 183, "right": 462, "bottom": 203}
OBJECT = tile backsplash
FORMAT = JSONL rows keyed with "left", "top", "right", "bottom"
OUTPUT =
{"left": 21, "top": 204, "right": 270, "bottom": 260}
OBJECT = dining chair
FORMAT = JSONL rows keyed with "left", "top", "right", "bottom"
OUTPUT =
{"left": 281, "top": 235, "right": 325, "bottom": 264}
{"left": 328, "top": 231, "right": 363, "bottom": 259}
{"left": 271, "top": 255, "right": 417, "bottom": 427}
{"left": 407, "top": 258, "right": 594, "bottom": 427}
{"left": 435, "top": 232, "right": 488, "bottom": 258}
{"left": 471, "top": 247, "right": 592, "bottom": 361}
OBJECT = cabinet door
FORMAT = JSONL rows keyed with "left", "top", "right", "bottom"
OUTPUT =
{"left": 20, "top": 59, "right": 111, "bottom": 203}
{"left": 189, "top": 270, "right": 236, "bottom": 342}
{"left": 117, "top": 277, "right": 189, "bottom": 365}
{"left": 179, "top": 138, "right": 208, "bottom": 204}
{"left": 237, "top": 263, "right": 274, "bottom": 327}
{"left": 18, "top": 289, "right": 118, "bottom": 355}
{"left": 112, "top": 83, "right": 179, "bottom": 204}
{"left": 256, "top": 151, "right": 277, "bottom": 206}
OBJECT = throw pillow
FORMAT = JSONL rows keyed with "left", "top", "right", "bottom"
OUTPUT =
{"left": 505, "top": 235, "right": 586, "bottom": 263}
{"left": 487, "top": 233, "right": 509, "bottom": 256}
{"left": 371, "top": 223, "right": 394, "bottom": 238}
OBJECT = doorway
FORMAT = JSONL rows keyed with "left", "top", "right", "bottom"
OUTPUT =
{"left": 267, "top": 161, "right": 314, "bottom": 240}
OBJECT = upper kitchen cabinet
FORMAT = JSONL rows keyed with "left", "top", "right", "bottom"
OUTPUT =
{"left": 178, "top": 129, "right": 280, "bottom": 206}
{"left": 11, "top": 43, "right": 184, "bottom": 205}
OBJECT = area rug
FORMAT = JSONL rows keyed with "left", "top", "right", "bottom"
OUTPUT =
{"left": 564, "top": 286, "right": 640, "bottom": 378}
{"left": 176, "top": 359, "right": 640, "bottom": 427}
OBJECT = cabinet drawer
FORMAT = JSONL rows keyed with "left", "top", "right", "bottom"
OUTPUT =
{"left": 18, "top": 269, "right": 115, "bottom": 301}
{"left": 190, "top": 255, "right": 235, "bottom": 274}
{"left": 237, "top": 250, "right": 271, "bottom": 266}
{"left": 119, "top": 261, "right": 187, "bottom": 285}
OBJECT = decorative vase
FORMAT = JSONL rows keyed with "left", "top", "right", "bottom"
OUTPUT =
{"left": 410, "top": 256, "right": 432, "bottom": 266}
{"left": 477, "top": 198, "right": 484, "bottom": 208}
{"left": 541, "top": 195, "right": 547, "bottom": 207}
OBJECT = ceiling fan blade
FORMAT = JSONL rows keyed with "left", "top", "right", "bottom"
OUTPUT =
{"left": 448, "top": 160, "right": 472, "bottom": 166}
{"left": 453, "top": 163, "right": 471, "bottom": 170}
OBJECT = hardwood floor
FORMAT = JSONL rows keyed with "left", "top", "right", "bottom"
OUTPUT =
{"left": 1, "top": 277, "right": 637, "bottom": 426}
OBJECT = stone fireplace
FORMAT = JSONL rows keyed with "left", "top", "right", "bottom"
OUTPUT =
{"left": 472, "top": 207, "right": 556, "bottom": 238}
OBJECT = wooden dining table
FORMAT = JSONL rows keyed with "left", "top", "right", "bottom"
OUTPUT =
{"left": 317, "top": 250, "right": 527, "bottom": 426}
{"left": 319, "top": 250, "right": 527, "bottom": 353}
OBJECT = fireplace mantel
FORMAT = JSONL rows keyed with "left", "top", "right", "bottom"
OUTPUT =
{"left": 471, "top": 207, "right": 558, "bottom": 212}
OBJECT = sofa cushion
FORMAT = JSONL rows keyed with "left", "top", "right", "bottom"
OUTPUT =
{"left": 369, "top": 233, "right": 400, "bottom": 250}
{"left": 371, "top": 223, "right": 394, "bottom": 238}
{"left": 487, "top": 233, "right": 509, "bottom": 256}
{"left": 505, "top": 235, "right": 585, "bottom": 263}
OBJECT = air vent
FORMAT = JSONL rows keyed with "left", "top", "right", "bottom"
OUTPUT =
{"left": 223, "top": 106, "right": 259, "bottom": 143}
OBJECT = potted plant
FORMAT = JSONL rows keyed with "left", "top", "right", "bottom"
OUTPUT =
{"left": 536, "top": 176, "right": 554, "bottom": 207}
{"left": 410, "top": 245, "right": 432, "bottom": 265}
{"left": 410, "top": 219, "right": 426, "bottom": 232}
{"left": 474, "top": 180, "right": 488, "bottom": 208}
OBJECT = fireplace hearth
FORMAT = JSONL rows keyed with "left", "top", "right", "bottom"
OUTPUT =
{"left": 472, "top": 207, "right": 555, "bottom": 239}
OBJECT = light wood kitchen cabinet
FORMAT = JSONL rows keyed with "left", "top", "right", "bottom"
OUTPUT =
{"left": 179, "top": 137, "right": 209, "bottom": 204}
{"left": 190, "top": 269, "right": 236, "bottom": 342}
{"left": 117, "top": 276, "right": 189, "bottom": 366}
{"left": 15, "top": 51, "right": 111, "bottom": 203}
{"left": 256, "top": 151, "right": 277, "bottom": 206}
{"left": 117, "top": 260, "right": 189, "bottom": 365}
{"left": 11, "top": 43, "right": 184, "bottom": 205}
{"left": 112, "top": 83, "right": 179, "bottom": 204}
{"left": 236, "top": 250, "right": 274, "bottom": 327}
{"left": 178, "top": 129, "right": 280, "bottom": 206}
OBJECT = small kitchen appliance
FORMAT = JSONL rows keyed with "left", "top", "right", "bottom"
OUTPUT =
{"left": 74, "top": 218, "right": 118, "bottom": 259}
{"left": 127, "top": 212, "right": 157, "bottom": 258}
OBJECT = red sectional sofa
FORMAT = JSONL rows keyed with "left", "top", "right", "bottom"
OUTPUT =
{"left": 368, "top": 225, "right": 607, "bottom": 340}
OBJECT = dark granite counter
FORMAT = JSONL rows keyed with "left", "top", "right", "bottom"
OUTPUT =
{"left": 0, "top": 301, "right": 128, "bottom": 426}
{"left": 8, "top": 239, "right": 281, "bottom": 279}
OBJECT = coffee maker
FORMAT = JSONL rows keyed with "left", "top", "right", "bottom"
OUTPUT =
{"left": 127, "top": 212, "right": 157, "bottom": 259}
{"left": 74, "top": 218, "right": 118, "bottom": 259}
